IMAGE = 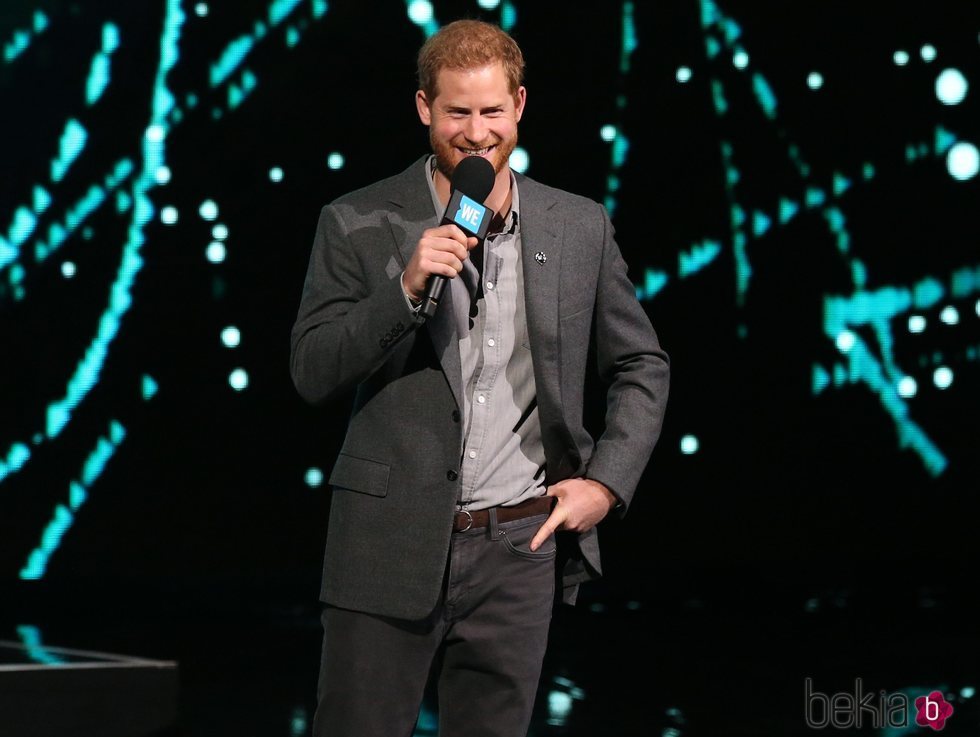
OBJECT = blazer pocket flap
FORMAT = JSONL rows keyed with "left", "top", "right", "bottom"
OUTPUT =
{"left": 328, "top": 453, "right": 390, "bottom": 497}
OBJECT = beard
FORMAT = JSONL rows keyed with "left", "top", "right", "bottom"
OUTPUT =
{"left": 430, "top": 128, "right": 518, "bottom": 181}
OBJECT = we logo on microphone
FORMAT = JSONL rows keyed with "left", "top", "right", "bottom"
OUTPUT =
{"left": 804, "top": 678, "right": 955, "bottom": 730}
{"left": 454, "top": 195, "right": 486, "bottom": 231}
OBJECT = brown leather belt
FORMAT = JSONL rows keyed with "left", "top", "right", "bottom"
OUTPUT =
{"left": 452, "top": 496, "right": 553, "bottom": 533}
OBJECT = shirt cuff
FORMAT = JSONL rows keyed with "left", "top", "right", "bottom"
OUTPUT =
{"left": 400, "top": 271, "right": 422, "bottom": 313}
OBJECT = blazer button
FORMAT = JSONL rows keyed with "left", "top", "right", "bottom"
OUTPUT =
{"left": 451, "top": 410, "right": 460, "bottom": 423}
{"left": 446, "top": 470, "right": 458, "bottom": 481}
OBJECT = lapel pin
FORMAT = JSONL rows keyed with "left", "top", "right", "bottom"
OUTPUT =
{"left": 534, "top": 251, "right": 547, "bottom": 264}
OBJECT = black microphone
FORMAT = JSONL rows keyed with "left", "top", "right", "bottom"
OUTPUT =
{"left": 419, "top": 155, "right": 496, "bottom": 320}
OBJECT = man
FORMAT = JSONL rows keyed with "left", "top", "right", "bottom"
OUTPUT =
{"left": 290, "top": 19, "right": 669, "bottom": 737}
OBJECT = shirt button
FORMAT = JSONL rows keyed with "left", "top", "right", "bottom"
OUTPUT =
{"left": 487, "top": 338, "right": 495, "bottom": 347}
{"left": 446, "top": 470, "right": 458, "bottom": 481}
{"left": 477, "top": 395, "right": 486, "bottom": 404}
{"left": 468, "top": 450, "right": 477, "bottom": 459}
{"left": 486, "top": 281, "right": 494, "bottom": 290}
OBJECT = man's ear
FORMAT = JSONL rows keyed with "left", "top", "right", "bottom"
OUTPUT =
{"left": 416, "top": 90, "right": 432, "bottom": 125}
{"left": 514, "top": 85, "right": 527, "bottom": 123}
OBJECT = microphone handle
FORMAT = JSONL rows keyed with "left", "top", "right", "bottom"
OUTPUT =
{"left": 419, "top": 274, "right": 447, "bottom": 320}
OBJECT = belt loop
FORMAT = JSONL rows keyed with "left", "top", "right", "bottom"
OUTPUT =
{"left": 488, "top": 507, "right": 500, "bottom": 539}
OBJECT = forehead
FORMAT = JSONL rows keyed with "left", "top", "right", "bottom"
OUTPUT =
{"left": 432, "top": 63, "right": 513, "bottom": 105}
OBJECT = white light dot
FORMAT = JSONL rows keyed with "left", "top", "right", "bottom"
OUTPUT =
{"left": 407, "top": 0, "right": 433, "bottom": 24}
{"left": 947, "top": 141, "right": 979, "bottom": 181}
{"left": 733, "top": 50, "right": 749, "bottom": 69}
{"left": 897, "top": 376, "right": 917, "bottom": 398}
{"left": 509, "top": 146, "right": 529, "bottom": 173}
{"left": 61, "top": 261, "right": 76, "bottom": 278}
{"left": 229, "top": 368, "right": 249, "bottom": 391}
{"left": 195, "top": 2, "right": 208, "bottom": 16}
{"left": 940, "top": 306, "right": 959, "bottom": 325}
{"left": 893, "top": 50, "right": 910, "bottom": 66}
{"left": 305, "top": 467, "right": 324, "bottom": 488}
{"left": 680, "top": 435, "right": 699, "bottom": 455}
{"left": 807, "top": 71, "right": 824, "bottom": 90}
{"left": 477, "top": 0, "right": 500, "bottom": 8}
{"left": 221, "top": 326, "right": 241, "bottom": 348}
{"left": 676, "top": 66, "right": 692, "bottom": 83}
{"left": 161, "top": 206, "right": 178, "bottom": 225}
{"left": 269, "top": 166, "right": 284, "bottom": 182}
{"left": 836, "top": 330, "right": 856, "bottom": 353}
{"left": 327, "top": 152, "right": 345, "bottom": 170}
{"left": 909, "top": 315, "right": 926, "bottom": 333}
{"left": 933, "top": 366, "right": 953, "bottom": 389}
{"left": 936, "top": 68, "right": 968, "bottom": 105}
{"left": 921, "top": 44, "right": 937, "bottom": 62}
{"left": 154, "top": 166, "right": 171, "bottom": 184}
{"left": 145, "top": 124, "right": 165, "bottom": 142}
{"left": 199, "top": 200, "right": 218, "bottom": 220}
{"left": 206, "top": 241, "right": 226, "bottom": 263}
{"left": 212, "top": 223, "right": 229, "bottom": 240}
{"left": 600, "top": 124, "right": 617, "bottom": 142}
{"left": 975, "top": 299, "right": 980, "bottom": 317}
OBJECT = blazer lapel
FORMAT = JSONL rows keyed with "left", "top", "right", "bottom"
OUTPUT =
{"left": 385, "top": 158, "right": 464, "bottom": 411}
{"left": 517, "top": 178, "right": 562, "bottom": 421}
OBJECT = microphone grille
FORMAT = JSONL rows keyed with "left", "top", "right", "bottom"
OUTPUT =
{"left": 451, "top": 155, "right": 496, "bottom": 202}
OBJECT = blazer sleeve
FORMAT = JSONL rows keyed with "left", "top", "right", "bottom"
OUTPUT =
{"left": 290, "top": 203, "right": 421, "bottom": 406}
{"left": 584, "top": 203, "right": 670, "bottom": 514}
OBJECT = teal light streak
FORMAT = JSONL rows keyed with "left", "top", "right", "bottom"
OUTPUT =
{"left": 10, "top": 1, "right": 183, "bottom": 478}
{"left": 34, "top": 158, "right": 135, "bottom": 266}
{"left": 752, "top": 73, "right": 777, "bottom": 119}
{"left": 500, "top": 1, "right": 517, "bottom": 32}
{"left": 692, "top": 0, "right": 967, "bottom": 475}
{"left": 3, "top": 10, "right": 49, "bottom": 63}
{"left": 0, "top": 443, "right": 31, "bottom": 483}
{"left": 142, "top": 374, "right": 159, "bottom": 400}
{"left": 679, "top": 240, "right": 722, "bottom": 278}
{"left": 269, "top": 0, "right": 303, "bottom": 26}
{"left": 51, "top": 119, "right": 88, "bottom": 182}
{"left": 603, "top": 2, "right": 636, "bottom": 217}
{"left": 86, "top": 23, "right": 120, "bottom": 106}
{"left": 635, "top": 268, "right": 668, "bottom": 300}
{"left": 228, "top": 69, "right": 258, "bottom": 109}
{"left": 20, "top": 421, "right": 128, "bottom": 580}
{"left": 16, "top": 626, "right": 65, "bottom": 665}
{"left": 405, "top": 0, "right": 439, "bottom": 38}
{"left": 5, "top": 0, "right": 331, "bottom": 496}
{"left": 211, "top": 34, "right": 256, "bottom": 87}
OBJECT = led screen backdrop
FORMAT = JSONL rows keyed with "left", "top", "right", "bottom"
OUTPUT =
{"left": 1, "top": 0, "right": 978, "bottom": 593}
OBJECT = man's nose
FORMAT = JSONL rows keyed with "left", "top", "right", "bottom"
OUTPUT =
{"left": 464, "top": 115, "right": 488, "bottom": 143}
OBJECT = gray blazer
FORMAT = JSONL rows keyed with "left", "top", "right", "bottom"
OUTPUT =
{"left": 291, "top": 156, "right": 669, "bottom": 620}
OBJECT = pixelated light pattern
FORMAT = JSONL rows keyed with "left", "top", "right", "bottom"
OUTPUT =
{"left": 2, "top": 0, "right": 977, "bottom": 580}
{"left": 646, "top": 0, "right": 980, "bottom": 477}
{"left": 2, "top": 0, "right": 331, "bottom": 578}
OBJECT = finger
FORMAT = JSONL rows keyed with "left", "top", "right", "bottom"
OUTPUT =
{"left": 466, "top": 236, "right": 479, "bottom": 249}
{"left": 426, "top": 236, "right": 469, "bottom": 262}
{"left": 529, "top": 510, "right": 564, "bottom": 551}
{"left": 440, "top": 224, "right": 470, "bottom": 246}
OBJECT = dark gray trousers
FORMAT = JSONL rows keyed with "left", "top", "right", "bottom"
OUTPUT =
{"left": 312, "top": 510, "right": 556, "bottom": 737}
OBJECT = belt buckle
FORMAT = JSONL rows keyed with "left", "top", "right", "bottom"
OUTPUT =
{"left": 456, "top": 509, "right": 473, "bottom": 533}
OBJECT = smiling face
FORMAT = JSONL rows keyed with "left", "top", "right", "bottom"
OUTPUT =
{"left": 416, "top": 63, "right": 526, "bottom": 183}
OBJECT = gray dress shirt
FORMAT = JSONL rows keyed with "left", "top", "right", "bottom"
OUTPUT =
{"left": 423, "top": 157, "right": 546, "bottom": 511}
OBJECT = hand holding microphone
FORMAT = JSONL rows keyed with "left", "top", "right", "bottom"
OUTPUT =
{"left": 403, "top": 156, "right": 497, "bottom": 320}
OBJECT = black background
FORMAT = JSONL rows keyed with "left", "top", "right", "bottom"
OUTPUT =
{"left": 2, "top": 0, "right": 979, "bottom": 609}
